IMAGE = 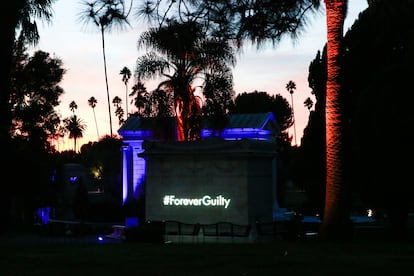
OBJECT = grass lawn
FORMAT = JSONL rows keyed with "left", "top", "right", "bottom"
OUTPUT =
{"left": 1, "top": 235, "right": 414, "bottom": 276}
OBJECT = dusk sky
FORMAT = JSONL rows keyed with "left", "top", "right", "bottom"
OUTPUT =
{"left": 32, "top": 0, "right": 368, "bottom": 150}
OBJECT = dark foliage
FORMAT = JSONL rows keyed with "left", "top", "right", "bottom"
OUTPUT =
{"left": 230, "top": 90, "right": 294, "bottom": 133}
{"left": 298, "top": 0, "right": 414, "bottom": 237}
{"left": 10, "top": 45, "right": 65, "bottom": 151}
{"left": 136, "top": 0, "right": 321, "bottom": 47}
{"left": 293, "top": 49, "right": 327, "bottom": 214}
{"left": 80, "top": 136, "right": 123, "bottom": 200}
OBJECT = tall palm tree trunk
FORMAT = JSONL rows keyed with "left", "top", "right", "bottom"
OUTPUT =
{"left": 93, "top": 108, "right": 100, "bottom": 139}
{"left": 125, "top": 82, "right": 129, "bottom": 117}
{"left": 101, "top": 27, "right": 113, "bottom": 137}
{"left": 320, "top": 0, "right": 350, "bottom": 239}
{"left": 290, "top": 93, "right": 297, "bottom": 145}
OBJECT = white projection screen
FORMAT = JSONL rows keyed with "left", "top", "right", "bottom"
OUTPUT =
{"left": 142, "top": 140, "right": 278, "bottom": 225}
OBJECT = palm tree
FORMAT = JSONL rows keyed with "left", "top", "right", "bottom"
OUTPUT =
{"left": 135, "top": 20, "right": 235, "bottom": 141}
{"left": 78, "top": 0, "right": 132, "bottom": 137}
{"left": 63, "top": 115, "right": 86, "bottom": 152}
{"left": 120, "top": 66, "right": 131, "bottom": 118}
{"left": 112, "top": 96, "right": 125, "bottom": 126}
{"left": 130, "top": 81, "right": 151, "bottom": 116}
{"left": 319, "top": 0, "right": 349, "bottom": 239}
{"left": 69, "top": 100, "right": 78, "bottom": 114}
{"left": 304, "top": 97, "right": 314, "bottom": 111}
{"left": 88, "top": 96, "right": 100, "bottom": 139}
{"left": 286, "top": 80, "right": 297, "bottom": 146}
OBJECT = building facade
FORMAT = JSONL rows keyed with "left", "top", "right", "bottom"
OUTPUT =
{"left": 118, "top": 112, "right": 280, "bottom": 224}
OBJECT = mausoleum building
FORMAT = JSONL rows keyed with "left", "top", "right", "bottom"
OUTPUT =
{"left": 118, "top": 112, "right": 280, "bottom": 225}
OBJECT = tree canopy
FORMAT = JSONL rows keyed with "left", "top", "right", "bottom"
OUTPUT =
{"left": 137, "top": 0, "right": 321, "bottom": 47}
{"left": 10, "top": 46, "right": 65, "bottom": 152}
{"left": 231, "top": 90, "right": 293, "bottom": 133}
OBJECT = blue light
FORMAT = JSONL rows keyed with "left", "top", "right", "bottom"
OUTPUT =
{"left": 126, "top": 217, "right": 139, "bottom": 228}
{"left": 36, "top": 207, "right": 51, "bottom": 224}
{"left": 202, "top": 127, "right": 273, "bottom": 141}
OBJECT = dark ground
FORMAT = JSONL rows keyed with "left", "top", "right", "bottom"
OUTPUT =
{"left": 1, "top": 226, "right": 414, "bottom": 276}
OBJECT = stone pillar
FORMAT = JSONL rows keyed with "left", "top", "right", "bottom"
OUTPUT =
{"left": 121, "top": 145, "right": 129, "bottom": 204}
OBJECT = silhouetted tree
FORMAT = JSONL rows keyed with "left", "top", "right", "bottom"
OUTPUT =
{"left": 130, "top": 81, "right": 151, "bottom": 116}
{"left": 112, "top": 96, "right": 125, "bottom": 126}
{"left": 88, "top": 96, "right": 100, "bottom": 139}
{"left": 135, "top": 20, "right": 235, "bottom": 141}
{"left": 63, "top": 115, "right": 86, "bottom": 152}
{"left": 286, "top": 80, "right": 297, "bottom": 145}
{"left": 136, "top": 1, "right": 320, "bottom": 45}
{"left": 10, "top": 48, "right": 65, "bottom": 152}
{"left": 120, "top": 66, "right": 131, "bottom": 117}
{"left": 304, "top": 97, "right": 314, "bottom": 111}
{"left": 6, "top": 44, "right": 65, "bottom": 228}
{"left": 0, "top": 0, "right": 56, "bottom": 148}
{"left": 78, "top": 0, "right": 132, "bottom": 137}
{"left": 231, "top": 91, "right": 293, "bottom": 135}
{"left": 69, "top": 100, "right": 78, "bottom": 114}
{"left": 202, "top": 67, "right": 235, "bottom": 134}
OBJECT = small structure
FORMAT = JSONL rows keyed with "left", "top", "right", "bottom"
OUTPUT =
{"left": 57, "top": 163, "right": 90, "bottom": 220}
{"left": 118, "top": 113, "right": 280, "bottom": 227}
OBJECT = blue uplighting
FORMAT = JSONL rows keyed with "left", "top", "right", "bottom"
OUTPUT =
{"left": 118, "top": 113, "right": 279, "bottom": 204}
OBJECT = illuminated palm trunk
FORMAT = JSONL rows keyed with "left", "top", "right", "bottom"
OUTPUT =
{"left": 175, "top": 85, "right": 201, "bottom": 142}
{"left": 175, "top": 89, "right": 192, "bottom": 141}
{"left": 320, "top": 0, "right": 349, "bottom": 237}
{"left": 175, "top": 98, "right": 185, "bottom": 141}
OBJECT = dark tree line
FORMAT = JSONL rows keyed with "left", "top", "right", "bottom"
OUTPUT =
{"left": 0, "top": 0, "right": 57, "bottom": 233}
{"left": 296, "top": 0, "right": 414, "bottom": 240}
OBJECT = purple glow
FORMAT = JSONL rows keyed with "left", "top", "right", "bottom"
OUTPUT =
{"left": 121, "top": 143, "right": 147, "bottom": 204}
{"left": 202, "top": 127, "right": 274, "bottom": 140}
{"left": 36, "top": 207, "right": 51, "bottom": 224}
{"left": 125, "top": 217, "right": 139, "bottom": 228}
{"left": 133, "top": 157, "right": 145, "bottom": 199}
{"left": 121, "top": 146, "right": 129, "bottom": 204}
